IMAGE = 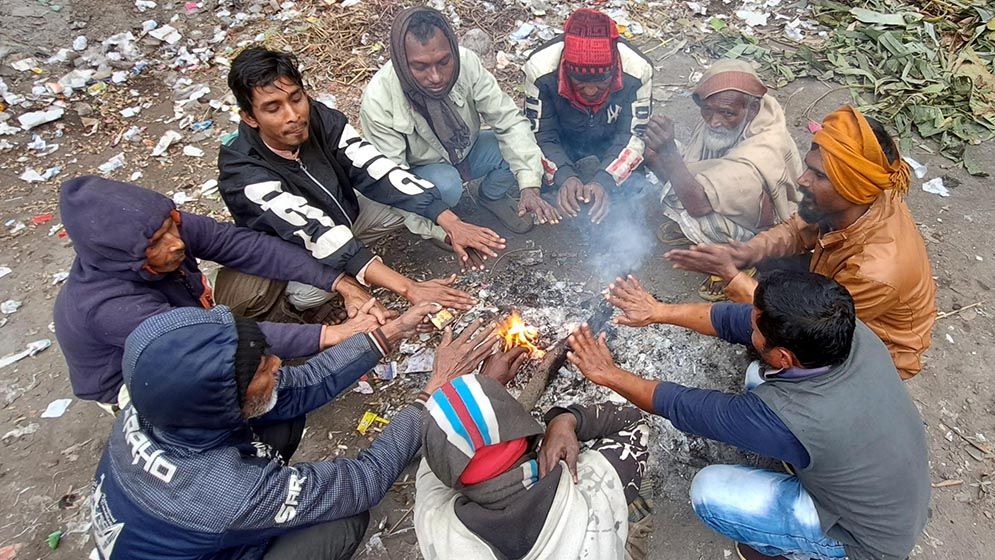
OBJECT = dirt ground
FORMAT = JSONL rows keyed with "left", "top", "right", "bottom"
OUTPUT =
{"left": 0, "top": 0, "right": 993, "bottom": 558}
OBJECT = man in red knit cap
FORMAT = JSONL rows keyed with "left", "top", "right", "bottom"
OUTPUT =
{"left": 524, "top": 8, "right": 654, "bottom": 224}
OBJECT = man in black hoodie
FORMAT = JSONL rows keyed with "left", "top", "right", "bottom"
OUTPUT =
{"left": 219, "top": 47, "right": 506, "bottom": 314}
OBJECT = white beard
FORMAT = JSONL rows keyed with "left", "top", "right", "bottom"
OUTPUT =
{"left": 701, "top": 119, "right": 748, "bottom": 155}
{"left": 246, "top": 387, "right": 279, "bottom": 418}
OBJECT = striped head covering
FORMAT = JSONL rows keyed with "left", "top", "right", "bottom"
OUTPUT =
{"left": 422, "top": 375, "right": 544, "bottom": 489}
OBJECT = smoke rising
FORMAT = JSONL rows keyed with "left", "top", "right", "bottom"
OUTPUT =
{"left": 587, "top": 178, "right": 659, "bottom": 282}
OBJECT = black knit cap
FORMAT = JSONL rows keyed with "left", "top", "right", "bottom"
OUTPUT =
{"left": 233, "top": 317, "right": 270, "bottom": 407}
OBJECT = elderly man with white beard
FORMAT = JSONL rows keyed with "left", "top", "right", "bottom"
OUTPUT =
{"left": 647, "top": 60, "right": 803, "bottom": 252}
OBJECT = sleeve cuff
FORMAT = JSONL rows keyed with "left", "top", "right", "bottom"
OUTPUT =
{"left": 424, "top": 199, "right": 451, "bottom": 221}
{"left": 593, "top": 170, "right": 617, "bottom": 190}
{"left": 552, "top": 165, "right": 579, "bottom": 188}
{"left": 354, "top": 255, "right": 381, "bottom": 286}
{"left": 724, "top": 271, "right": 759, "bottom": 303}
{"left": 514, "top": 170, "right": 542, "bottom": 191}
{"left": 651, "top": 381, "right": 675, "bottom": 417}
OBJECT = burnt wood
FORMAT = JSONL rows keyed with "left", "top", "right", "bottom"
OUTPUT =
{"left": 516, "top": 298, "right": 614, "bottom": 410}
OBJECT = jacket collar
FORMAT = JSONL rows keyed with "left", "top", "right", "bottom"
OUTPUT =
{"left": 817, "top": 194, "right": 891, "bottom": 251}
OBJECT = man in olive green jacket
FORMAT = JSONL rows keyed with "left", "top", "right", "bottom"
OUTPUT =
{"left": 360, "top": 6, "right": 561, "bottom": 233}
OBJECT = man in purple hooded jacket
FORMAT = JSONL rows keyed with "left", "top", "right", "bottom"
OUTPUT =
{"left": 54, "top": 176, "right": 380, "bottom": 407}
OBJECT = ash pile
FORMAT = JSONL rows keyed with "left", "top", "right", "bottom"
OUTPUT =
{"left": 379, "top": 256, "right": 755, "bottom": 499}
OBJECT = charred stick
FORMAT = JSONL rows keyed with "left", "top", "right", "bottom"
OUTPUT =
{"left": 516, "top": 299, "right": 614, "bottom": 410}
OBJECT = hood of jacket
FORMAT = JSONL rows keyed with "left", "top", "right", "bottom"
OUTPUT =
{"left": 422, "top": 375, "right": 544, "bottom": 489}
{"left": 60, "top": 175, "right": 177, "bottom": 283}
{"left": 123, "top": 305, "right": 249, "bottom": 451}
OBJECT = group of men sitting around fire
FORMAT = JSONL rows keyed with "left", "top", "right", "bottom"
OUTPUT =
{"left": 57, "top": 6, "right": 937, "bottom": 560}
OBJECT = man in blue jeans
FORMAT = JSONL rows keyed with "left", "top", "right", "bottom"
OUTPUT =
{"left": 568, "top": 271, "right": 929, "bottom": 560}
{"left": 360, "top": 6, "right": 561, "bottom": 233}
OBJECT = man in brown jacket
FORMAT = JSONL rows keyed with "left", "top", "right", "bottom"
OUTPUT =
{"left": 666, "top": 106, "right": 936, "bottom": 379}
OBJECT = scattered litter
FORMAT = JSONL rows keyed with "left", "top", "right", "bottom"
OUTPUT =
{"left": 314, "top": 93, "right": 337, "bottom": 110}
{"left": 509, "top": 22, "right": 535, "bottom": 42}
{"left": 135, "top": 0, "right": 156, "bottom": 11}
{"left": 19, "top": 168, "right": 47, "bottom": 183}
{"left": 41, "top": 398, "right": 73, "bottom": 419}
{"left": 27, "top": 134, "right": 59, "bottom": 155}
{"left": 806, "top": 121, "right": 822, "bottom": 134}
{"left": 10, "top": 58, "right": 38, "bottom": 72}
{"left": 52, "top": 271, "right": 70, "bottom": 285}
{"left": 356, "top": 411, "right": 390, "bottom": 435}
{"left": 0, "top": 339, "right": 52, "bottom": 369}
{"left": 353, "top": 380, "right": 374, "bottom": 394}
{"left": 199, "top": 179, "right": 219, "bottom": 198}
{"left": 922, "top": 177, "right": 949, "bottom": 197}
{"left": 8, "top": 222, "right": 26, "bottom": 235}
{"left": 182, "top": 145, "right": 204, "bottom": 157}
{"left": 945, "top": 333, "right": 955, "bottom": 344}
{"left": 46, "top": 530, "right": 62, "bottom": 550}
{"left": 172, "top": 191, "right": 195, "bottom": 205}
{"left": 686, "top": 2, "right": 707, "bottom": 16}
{"left": 191, "top": 119, "right": 214, "bottom": 131}
{"left": 73, "top": 36, "right": 88, "bottom": 51}
{"left": 120, "top": 106, "right": 142, "bottom": 118}
{"left": 403, "top": 348, "right": 435, "bottom": 373}
{"left": 735, "top": 9, "right": 768, "bottom": 27}
{"left": 1, "top": 423, "right": 39, "bottom": 442}
{"left": 149, "top": 25, "right": 182, "bottom": 45}
{"left": 0, "top": 267, "right": 11, "bottom": 279}
{"left": 98, "top": 153, "right": 126, "bottom": 175}
{"left": 151, "top": 130, "right": 183, "bottom": 156}
{"left": 17, "top": 108, "right": 65, "bottom": 130}
{"left": 1, "top": 300, "right": 22, "bottom": 314}
{"left": 374, "top": 361, "right": 397, "bottom": 381}
{"left": 430, "top": 309, "right": 454, "bottom": 329}
{"left": 31, "top": 213, "right": 54, "bottom": 225}
{"left": 903, "top": 157, "right": 928, "bottom": 179}
{"left": 48, "top": 223, "right": 64, "bottom": 236}
{"left": 130, "top": 171, "right": 144, "bottom": 182}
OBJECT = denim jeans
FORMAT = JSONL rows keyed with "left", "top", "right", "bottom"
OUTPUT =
{"left": 689, "top": 361, "right": 847, "bottom": 559}
{"left": 410, "top": 130, "right": 516, "bottom": 206}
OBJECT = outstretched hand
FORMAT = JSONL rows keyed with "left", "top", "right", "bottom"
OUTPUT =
{"left": 406, "top": 274, "right": 476, "bottom": 310}
{"left": 664, "top": 243, "right": 741, "bottom": 281}
{"left": 480, "top": 346, "right": 530, "bottom": 386}
{"left": 566, "top": 324, "right": 621, "bottom": 387}
{"left": 608, "top": 275, "right": 663, "bottom": 327}
{"left": 425, "top": 319, "right": 499, "bottom": 393}
{"left": 437, "top": 212, "right": 506, "bottom": 272}
{"left": 519, "top": 188, "right": 561, "bottom": 225}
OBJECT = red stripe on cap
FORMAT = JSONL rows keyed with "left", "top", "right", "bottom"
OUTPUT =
{"left": 441, "top": 383, "right": 486, "bottom": 450}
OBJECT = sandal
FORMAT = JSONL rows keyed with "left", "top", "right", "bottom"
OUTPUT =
{"left": 656, "top": 221, "right": 692, "bottom": 247}
{"left": 697, "top": 267, "right": 757, "bottom": 302}
{"left": 697, "top": 275, "right": 729, "bottom": 302}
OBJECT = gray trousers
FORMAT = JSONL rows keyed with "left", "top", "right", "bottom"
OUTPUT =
{"left": 263, "top": 511, "right": 370, "bottom": 560}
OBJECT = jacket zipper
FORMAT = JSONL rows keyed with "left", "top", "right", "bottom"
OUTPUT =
{"left": 298, "top": 159, "right": 355, "bottom": 228}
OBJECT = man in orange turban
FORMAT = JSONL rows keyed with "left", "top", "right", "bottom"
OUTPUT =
{"left": 666, "top": 106, "right": 936, "bottom": 379}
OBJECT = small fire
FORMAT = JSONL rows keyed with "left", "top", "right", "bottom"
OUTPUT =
{"left": 496, "top": 310, "right": 546, "bottom": 358}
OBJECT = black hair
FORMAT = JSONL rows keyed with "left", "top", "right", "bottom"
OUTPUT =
{"left": 228, "top": 47, "right": 304, "bottom": 115}
{"left": 406, "top": 10, "right": 448, "bottom": 44}
{"left": 864, "top": 115, "right": 898, "bottom": 164}
{"left": 754, "top": 270, "right": 855, "bottom": 368}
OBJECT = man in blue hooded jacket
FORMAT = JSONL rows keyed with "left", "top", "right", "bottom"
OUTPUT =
{"left": 54, "top": 176, "right": 385, "bottom": 407}
{"left": 89, "top": 304, "right": 501, "bottom": 560}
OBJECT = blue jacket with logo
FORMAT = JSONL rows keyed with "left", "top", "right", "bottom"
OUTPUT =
{"left": 90, "top": 306, "right": 424, "bottom": 559}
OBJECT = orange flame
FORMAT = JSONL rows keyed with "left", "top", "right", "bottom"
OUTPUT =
{"left": 496, "top": 310, "right": 546, "bottom": 358}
